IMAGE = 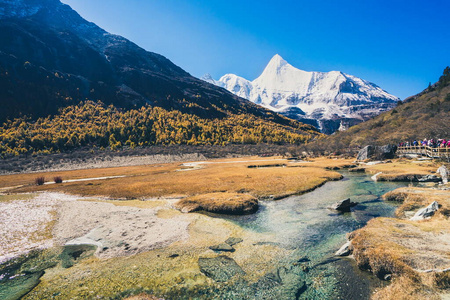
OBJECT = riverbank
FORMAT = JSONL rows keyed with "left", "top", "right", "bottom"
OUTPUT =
{"left": 1, "top": 156, "right": 349, "bottom": 201}
{"left": 346, "top": 187, "right": 450, "bottom": 299}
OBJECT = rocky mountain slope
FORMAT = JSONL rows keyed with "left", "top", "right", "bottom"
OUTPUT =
{"left": 303, "top": 67, "right": 450, "bottom": 154}
{"left": 204, "top": 54, "right": 399, "bottom": 134}
{"left": 0, "top": 0, "right": 321, "bottom": 156}
{"left": 0, "top": 0, "right": 312, "bottom": 132}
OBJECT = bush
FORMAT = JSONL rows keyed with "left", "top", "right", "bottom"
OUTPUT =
{"left": 35, "top": 177, "right": 45, "bottom": 185}
{"left": 53, "top": 176, "right": 63, "bottom": 184}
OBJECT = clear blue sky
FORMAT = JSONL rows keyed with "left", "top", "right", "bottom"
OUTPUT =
{"left": 62, "top": 0, "right": 450, "bottom": 99}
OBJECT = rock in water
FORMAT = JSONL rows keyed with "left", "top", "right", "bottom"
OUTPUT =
{"left": 410, "top": 201, "right": 440, "bottom": 221}
{"left": 225, "top": 237, "right": 243, "bottom": 246}
{"left": 329, "top": 198, "right": 357, "bottom": 212}
{"left": 198, "top": 256, "right": 245, "bottom": 282}
{"left": 335, "top": 241, "right": 352, "bottom": 256}
{"left": 357, "top": 145, "right": 375, "bottom": 161}
{"left": 209, "top": 243, "right": 235, "bottom": 252}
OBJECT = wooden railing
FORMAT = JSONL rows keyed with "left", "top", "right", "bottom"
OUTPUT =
{"left": 397, "top": 146, "right": 450, "bottom": 160}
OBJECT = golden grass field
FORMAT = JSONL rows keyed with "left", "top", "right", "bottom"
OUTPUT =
{"left": 1, "top": 156, "right": 352, "bottom": 200}
{"left": 349, "top": 187, "right": 450, "bottom": 300}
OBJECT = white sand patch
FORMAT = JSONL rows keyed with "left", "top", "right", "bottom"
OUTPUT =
{"left": 54, "top": 200, "right": 190, "bottom": 259}
{"left": 1, "top": 192, "right": 191, "bottom": 263}
{"left": 0, "top": 193, "right": 78, "bottom": 263}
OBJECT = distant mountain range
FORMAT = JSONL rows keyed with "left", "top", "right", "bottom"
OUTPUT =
{"left": 306, "top": 67, "right": 450, "bottom": 153}
{"left": 0, "top": 0, "right": 320, "bottom": 156}
{"left": 203, "top": 55, "right": 399, "bottom": 134}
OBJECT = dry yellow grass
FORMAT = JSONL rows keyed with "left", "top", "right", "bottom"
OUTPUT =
{"left": 174, "top": 192, "right": 258, "bottom": 214}
{"left": 124, "top": 293, "right": 162, "bottom": 300}
{"left": 362, "top": 159, "right": 439, "bottom": 181}
{"left": 349, "top": 187, "right": 450, "bottom": 299}
{"left": 5, "top": 156, "right": 346, "bottom": 200}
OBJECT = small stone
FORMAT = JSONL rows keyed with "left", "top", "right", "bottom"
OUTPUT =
{"left": 225, "top": 237, "right": 243, "bottom": 246}
{"left": 335, "top": 241, "right": 352, "bottom": 256}
{"left": 209, "top": 243, "right": 235, "bottom": 252}
{"left": 198, "top": 256, "right": 245, "bottom": 282}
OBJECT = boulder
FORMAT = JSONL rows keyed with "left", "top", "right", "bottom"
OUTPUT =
{"left": 198, "top": 256, "right": 245, "bottom": 282}
{"left": 356, "top": 144, "right": 397, "bottom": 161}
{"left": 335, "top": 241, "right": 352, "bottom": 256}
{"left": 209, "top": 243, "right": 235, "bottom": 252}
{"left": 410, "top": 201, "right": 440, "bottom": 221}
{"left": 378, "top": 144, "right": 397, "bottom": 160}
{"left": 329, "top": 198, "right": 357, "bottom": 212}
{"left": 356, "top": 145, "right": 375, "bottom": 161}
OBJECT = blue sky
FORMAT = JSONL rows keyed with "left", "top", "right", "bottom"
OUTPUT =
{"left": 62, "top": 0, "right": 450, "bottom": 99}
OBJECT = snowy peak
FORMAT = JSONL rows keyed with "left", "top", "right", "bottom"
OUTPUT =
{"left": 203, "top": 55, "right": 399, "bottom": 134}
{"left": 264, "top": 54, "right": 289, "bottom": 71}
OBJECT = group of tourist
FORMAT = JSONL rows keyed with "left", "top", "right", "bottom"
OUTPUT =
{"left": 399, "top": 139, "right": 450, "bottom": 148}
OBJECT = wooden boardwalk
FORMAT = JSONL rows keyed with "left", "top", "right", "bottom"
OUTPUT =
{"left": 397, "top": 146, "right": 450, "bottom": 160}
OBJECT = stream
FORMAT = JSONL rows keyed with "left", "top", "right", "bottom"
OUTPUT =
{"left": 0, "top": 171, "right": 414, "bottom": 299}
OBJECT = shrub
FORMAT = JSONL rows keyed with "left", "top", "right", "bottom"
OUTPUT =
{"left": 53, "top": 176, "right": 63, "bottom": 184}
{"left": 35, "top": 177, "right": 45, "bottom": 185}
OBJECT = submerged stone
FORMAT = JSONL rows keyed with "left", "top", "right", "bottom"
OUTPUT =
{"left": 225, "top": 237, "right": 243, "bottom": 246}
{"left": 198, "top": 256, "right": 245, "bottom": 282}
{"left": 209, "top": 243, "right": 235, "bottom": 252}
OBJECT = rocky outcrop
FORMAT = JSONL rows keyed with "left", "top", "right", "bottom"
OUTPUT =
{"left": 329, "top": 198, "right": 357, "bottom": 212}
{"left": 410, "top": 201, "right": 440, "bottom": 221}
{"left": 198, "top": 256, "right": 245, "bottom": 282}
{"left": 356, "top": 146, "right": 375, "bottom": 161}
{"left": 356, "top": 145, "right": 397, "bottom": 161}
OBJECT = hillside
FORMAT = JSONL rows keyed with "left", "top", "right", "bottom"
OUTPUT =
{"left": 0, "top": 0, "right": 321, "bottom": 156}
{"left": 0, "top": 0, "right": 304, "bottom": 129}
{"left": 305, "top": 67, "right": 450, "bottom": 154}
{"left": 0, "top": 101, "right": 318, "bottom": 157}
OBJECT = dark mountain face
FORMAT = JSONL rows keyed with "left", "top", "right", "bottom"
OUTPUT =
{"left": 0, "top": 0, "right": 302, "bottom": 127}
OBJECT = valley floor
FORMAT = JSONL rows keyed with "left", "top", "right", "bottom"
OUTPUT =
{"left": 0, "top": 155, "right": 448, "bottom": 299}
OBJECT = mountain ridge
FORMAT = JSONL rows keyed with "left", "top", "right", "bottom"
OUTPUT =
{"left": 302, "top": 67, "right": 450, "bottom": 155}
{"left": 0, "top": 0, "right": 309, "bottom": 129}
{"left": 203, "top": 54, "right": 399, "bottom": 134}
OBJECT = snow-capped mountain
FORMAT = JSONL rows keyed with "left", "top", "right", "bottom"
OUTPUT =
{"left": 203, "top": 54, "right": 399, "bottom": 134}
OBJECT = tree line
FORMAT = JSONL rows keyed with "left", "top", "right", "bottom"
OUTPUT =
{"left": 0, "top": 101, "right": 318, "bottom": 157}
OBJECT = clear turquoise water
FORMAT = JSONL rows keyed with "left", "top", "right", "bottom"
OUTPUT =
{"left": 209, "top": 171, "right": 413, "bottom": 299}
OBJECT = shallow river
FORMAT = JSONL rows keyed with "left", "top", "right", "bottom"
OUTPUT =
{"left": 0, "top": 171, "right": 414, "bottom": 299}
